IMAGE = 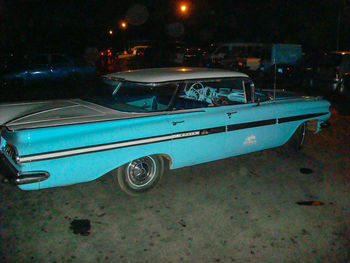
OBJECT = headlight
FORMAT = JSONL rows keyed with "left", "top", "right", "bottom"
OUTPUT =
{"left": 4, "top": 144, "right": 20, "bottom": 164}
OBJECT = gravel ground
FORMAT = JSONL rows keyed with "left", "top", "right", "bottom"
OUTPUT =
{"left": 1, "top": 108, "right": 349, "bottom": 263}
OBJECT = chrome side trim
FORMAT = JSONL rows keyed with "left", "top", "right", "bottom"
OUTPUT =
{"left": 15, "top": 171, "right": 50, "bottom": 185}
{"left": 17, "top": 112, "right": 329, "bottom": 163}
{"left": 19, "top": 131, "right": 201, "bottom": 163}
{"left": 19, "top": 134, "right": 176, "bottom": 163}
{"left": 0, "top": 152, "right": 50, "bottom": 185}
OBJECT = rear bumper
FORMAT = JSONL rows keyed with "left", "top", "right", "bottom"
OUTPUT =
{"left": 0, "top": 153, "right": 49, "bottom": 185}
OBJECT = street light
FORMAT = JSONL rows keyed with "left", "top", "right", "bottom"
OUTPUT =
{"left": 108, "top": 29, "right": 113, "bottom": 35}
{"left": 178, "top": 3, "right": 189, "bottom": 16}
{"left": 120, "top": 21, "right": 127, "bottom": 54}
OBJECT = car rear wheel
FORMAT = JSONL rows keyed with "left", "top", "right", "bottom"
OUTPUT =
{"left": 114, "top": 155, "right": 164, "bottom": 196}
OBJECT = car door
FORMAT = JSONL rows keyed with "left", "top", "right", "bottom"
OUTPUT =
{"left": 169, "top": 108, "right": 229, "bottom": 168}
{"left": 224, "top": 78, "right": 280, "bottom": 156}
{"left": 168, "top": 81, "right": 229, "bottom": 168}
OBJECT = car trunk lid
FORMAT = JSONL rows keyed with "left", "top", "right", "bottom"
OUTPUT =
{"left": 1, "top": 99, "right": 157, "bottom": 131}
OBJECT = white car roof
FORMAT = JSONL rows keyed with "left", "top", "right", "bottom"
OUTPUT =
{"left": 105, "top": 67, "right": 249, "bottom": 83}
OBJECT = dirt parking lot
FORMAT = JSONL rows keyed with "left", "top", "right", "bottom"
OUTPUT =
{"left": 1, "top": 108, "right": 349, "bottom": 263}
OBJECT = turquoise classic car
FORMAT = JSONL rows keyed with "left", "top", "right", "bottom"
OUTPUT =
{"left": 0, "top": 68, "right": 330, "bottom": 195}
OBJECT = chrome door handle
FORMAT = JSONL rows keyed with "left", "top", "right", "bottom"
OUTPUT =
{"left": 172, "top": 120, "right": 184, "bottom": 125}
{"left": 226, "top": 111, "right": 237, "bottom": 118}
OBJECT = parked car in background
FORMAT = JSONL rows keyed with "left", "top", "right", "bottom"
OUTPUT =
{"left": 301, "top": 51, "right": 350, "bottom": 97}
{"left": 0, "top": 53, "right": 96, "bottom": 102}
{"left": 139, "top": 44, "right": 176, "bottom": 68}
{"left": 1, "top": 53, "right": 95, "bottom": 88}
{"left": 207, "top": 43, "right": 302, "bottom": 90}
{"left": 131, "top": 45, "right": 151, "bottom": 56}
{"left": 0, "top": 68, "right": 330, "bottom": 195}
{"left": 174, "top": 46, "right": 205, "bottom": 66}
{"left": 209, "top": 43, "right": 302, "bottom": 72}
{"left": 117, "top": 46, "right": 151, "bottom": 59}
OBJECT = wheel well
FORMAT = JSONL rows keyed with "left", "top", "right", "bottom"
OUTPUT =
{"left": 306, "top": 119, "right": 318, "bottom": 133}
{"left": 107, "top": 154, "right": 172, "bottom": 176}
{"left": 158, "top": 154, "right": 172, "bottom": 170}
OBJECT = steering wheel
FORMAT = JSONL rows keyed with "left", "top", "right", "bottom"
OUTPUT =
{"left": 186, "top": 82, "right": 204, "bottom": 100}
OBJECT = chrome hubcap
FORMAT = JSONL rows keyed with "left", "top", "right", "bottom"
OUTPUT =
{"left": 126, "top": 156, "right": 156, "bottom": 188}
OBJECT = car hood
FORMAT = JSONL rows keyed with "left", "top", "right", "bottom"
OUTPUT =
{"left": 0, "top": 99, "right": 155, "bottom": 131}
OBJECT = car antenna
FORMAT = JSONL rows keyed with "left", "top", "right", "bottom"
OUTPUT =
{"left": 273, "top": 57, "right": 277, "bottom": 101}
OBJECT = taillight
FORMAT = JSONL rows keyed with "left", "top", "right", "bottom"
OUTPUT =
{"left": 4, "top": 143, "right": 20, "bottom": 164}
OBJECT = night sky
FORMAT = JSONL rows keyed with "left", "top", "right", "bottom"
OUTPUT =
{"left": 1, "top": 0, "right": 349, "bottom": 55}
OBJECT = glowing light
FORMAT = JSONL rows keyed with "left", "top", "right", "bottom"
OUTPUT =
{"left": 108, "top": 30, "right": 113, "bottom": 35}
{"left": 121, "top": 22, "right": 127, "bottom": 29}
{"left": 181, "top": 5, "right": 187, "bottom": 12}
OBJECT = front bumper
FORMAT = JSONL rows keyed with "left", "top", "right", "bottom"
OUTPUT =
{"left": 0, "top": 153, "right": 50, "bottom": 185}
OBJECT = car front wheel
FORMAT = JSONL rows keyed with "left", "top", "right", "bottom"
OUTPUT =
{"left": 114, "top": 155, "right": 164, "bottom": 196}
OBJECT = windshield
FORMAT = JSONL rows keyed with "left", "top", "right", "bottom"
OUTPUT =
{"left": 87, "top": 79, "right": 179, "bottom": 112}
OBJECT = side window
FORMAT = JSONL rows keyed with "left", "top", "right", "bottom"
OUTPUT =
{"left": 173, "top": 78, "right": 249, "bottom": 110}
{"left": 173, "top": 81, "right": 211, "bottom": 110}
{"left": 114, "top": 82, "right": 178, "bottom": 112}
{"left": 222, "top": 79, "right": 246, "bottom": 104}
